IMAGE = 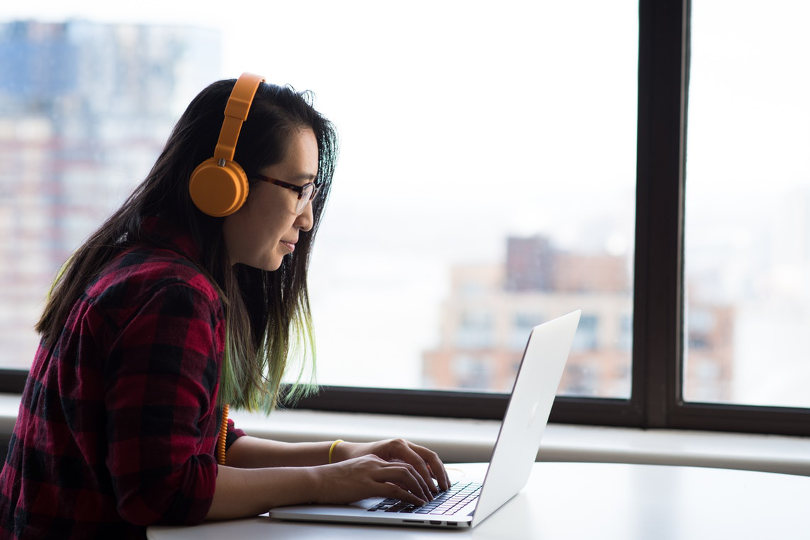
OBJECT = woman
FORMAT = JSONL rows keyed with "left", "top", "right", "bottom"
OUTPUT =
{"left": 0, "top": 74, "right": 449, "bottom": 539}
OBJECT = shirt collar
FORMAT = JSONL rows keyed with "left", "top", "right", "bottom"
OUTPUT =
{"left": 140, "top": 216, "right": 203, "bottom": 263}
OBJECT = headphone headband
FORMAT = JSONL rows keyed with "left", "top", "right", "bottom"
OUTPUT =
{"left": 213, "top": 73, "right": 265, "bottom": 162}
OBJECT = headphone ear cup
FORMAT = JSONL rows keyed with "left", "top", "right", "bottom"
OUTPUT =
{"left": 189, "top": 158, "right": 249, "bottom": 217}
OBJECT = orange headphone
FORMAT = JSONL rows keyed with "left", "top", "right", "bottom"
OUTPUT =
{"left": 189, "top": 73, "right": 266, "bottom": 217}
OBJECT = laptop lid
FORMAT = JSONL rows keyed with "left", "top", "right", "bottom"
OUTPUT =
{"left": 470, "top": 309, "right": 581, "bottom": 526}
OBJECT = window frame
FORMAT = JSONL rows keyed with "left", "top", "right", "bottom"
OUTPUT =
{"left": 3, "top": 0, "right": 810, "bottom": 438}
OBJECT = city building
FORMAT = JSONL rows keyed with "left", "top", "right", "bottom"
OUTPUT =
{"left": 0, "top": 20, "right": 220, "bottom": 367}
{"left": 423, "top": 235, "right": 734, "bottom": 401}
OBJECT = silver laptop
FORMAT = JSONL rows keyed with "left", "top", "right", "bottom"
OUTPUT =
{"left": 270, "top": 310, "right": 581, "bottom": 529}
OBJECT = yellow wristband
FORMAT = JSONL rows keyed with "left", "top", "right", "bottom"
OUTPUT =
{"left": 328, "top": 439, "right": 344, "bottom": 464}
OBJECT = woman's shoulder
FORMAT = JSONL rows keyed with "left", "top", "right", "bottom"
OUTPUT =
{"left": 88, "top": 242, "right": 222, "bottom": 312}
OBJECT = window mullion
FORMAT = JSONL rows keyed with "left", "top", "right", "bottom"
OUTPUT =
{"left": 634, "top": 0, "right": 689, "bottom": 428}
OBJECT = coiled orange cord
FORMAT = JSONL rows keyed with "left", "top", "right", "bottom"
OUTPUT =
{"left": 217, "top": 403, "right": 229, "bottom": 465}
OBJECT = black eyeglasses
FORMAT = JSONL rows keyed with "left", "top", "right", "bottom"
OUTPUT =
{"left": 254, "top": 174, "right": 320, "bottom": 215}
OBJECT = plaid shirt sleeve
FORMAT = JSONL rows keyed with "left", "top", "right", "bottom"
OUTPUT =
{"left": 102, "top": 279, "right": 224, "bottom": 526}
{"left": 226, "top": 418, "right": 245, "bottom": 449}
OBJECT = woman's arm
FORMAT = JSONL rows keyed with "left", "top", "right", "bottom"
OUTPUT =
{"left": 206, "top": 455, "right": 434, "bottom": 520}
{"left": 224, "top": 436, "right": 334, "bottom": 467}
{"left": 224, "top": 436, "right": 450, "bottom": 490}
{"left": 206, "top": 464, "right": 319, "bottom": 519}
{"left": 226, "top": 436, "right": 450, "bottom": 492}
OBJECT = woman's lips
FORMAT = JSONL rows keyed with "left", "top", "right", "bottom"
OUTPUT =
{"left": 280, "top": 241, "right": 296, "bottom": 252}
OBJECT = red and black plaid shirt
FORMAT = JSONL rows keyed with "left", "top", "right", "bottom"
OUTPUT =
{"left": 0, "top": 217, "right": 244, "bottom": 539}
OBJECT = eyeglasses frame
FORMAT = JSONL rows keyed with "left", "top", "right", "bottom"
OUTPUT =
{"left": 253, "top": 174, "right": 320, "bottom": 213}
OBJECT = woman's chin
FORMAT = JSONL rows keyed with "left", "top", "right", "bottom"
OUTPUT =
{"left": 243, "top": 256, "right": 283, "bottom": 272}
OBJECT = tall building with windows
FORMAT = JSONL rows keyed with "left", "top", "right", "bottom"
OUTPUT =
{"left": 0, "top": 20, "right": 220, "bottom": 367}
{"left": 422, "top": 235, "right": 734, "bottom": 400}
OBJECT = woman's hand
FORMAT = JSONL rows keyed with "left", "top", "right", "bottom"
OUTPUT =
{"left": 313, "top": 455, "right": 434, "bottom": 506}
{"left": 332, "top": 439, "right": 451, "bottom": 493}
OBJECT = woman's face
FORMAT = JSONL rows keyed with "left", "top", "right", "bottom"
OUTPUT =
{"left": 223, "top": 127, "right": 318, "bottom": 271}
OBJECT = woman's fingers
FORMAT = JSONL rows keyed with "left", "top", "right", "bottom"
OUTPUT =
{"left": 383, "top": 482, "right": 427, "bottom": 507}
{"left": 370, "top": 460, "right": 431, "bottom": 502}
{"left": 386, "top": 439, "right": 450, "bottom": 492}
{"left": 316, "top": 455, "right": 430, "bottom": 506}
{"left": 329, "top": 438, "right": 451, "bottom": 502}
{"left": 390, "top": 461, "right": 433, "bottom": 502}
{"left": 393, "top": 445, "right": 440, "bottom": 494}
{"left": 355, "top": 455, "right": 433, "bottom": 503}
{"left": 407, "top": 444, "right": 450, "bottom": 491}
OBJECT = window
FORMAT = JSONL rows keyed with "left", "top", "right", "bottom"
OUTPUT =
{"left": 1, "top": 2, "right": 638, "bottom": 402}
{"left": 2, "top": 0, "right": 809, "bottom": 437}
{"left": 304, "top": 3, "right": 638, "bottom": 398}
{"left": 683, "top": 0, "right": 810, "bottom": 409}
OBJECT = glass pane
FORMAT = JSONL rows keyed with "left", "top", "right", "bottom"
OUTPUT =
{"left": 302, "top": 1, "right": 639, "bottom": 397}
{"left": 684, "top": 0, "right": 810, "bottom": 407}
{"left": 0, "top": 2, "right": 638, "bottom": 399}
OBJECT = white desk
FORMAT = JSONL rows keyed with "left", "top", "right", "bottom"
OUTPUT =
{"left": 148, "top": 462, "right": 810, "bottom": 540}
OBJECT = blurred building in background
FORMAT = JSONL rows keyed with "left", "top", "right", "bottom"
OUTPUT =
{"left": 422, "top": 235, "right": 735, "bottom": 400}
{"left": 0, "top": 20, "right": 219, "bottom": 367}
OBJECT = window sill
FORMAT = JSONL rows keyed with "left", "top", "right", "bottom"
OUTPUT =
{"left": 231, "top": 406, "right": 810, "bottom": 476}
{"left": 2, "top": 393, "right": 809, "bottom": 476}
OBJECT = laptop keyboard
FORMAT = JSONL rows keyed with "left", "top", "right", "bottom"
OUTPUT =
{"left": 367, "top": 481, "right": 482, "bottom": 516}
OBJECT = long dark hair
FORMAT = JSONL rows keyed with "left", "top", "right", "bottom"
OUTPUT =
{"left": 36, "top": 78, "right": 338, "bottom": 411}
